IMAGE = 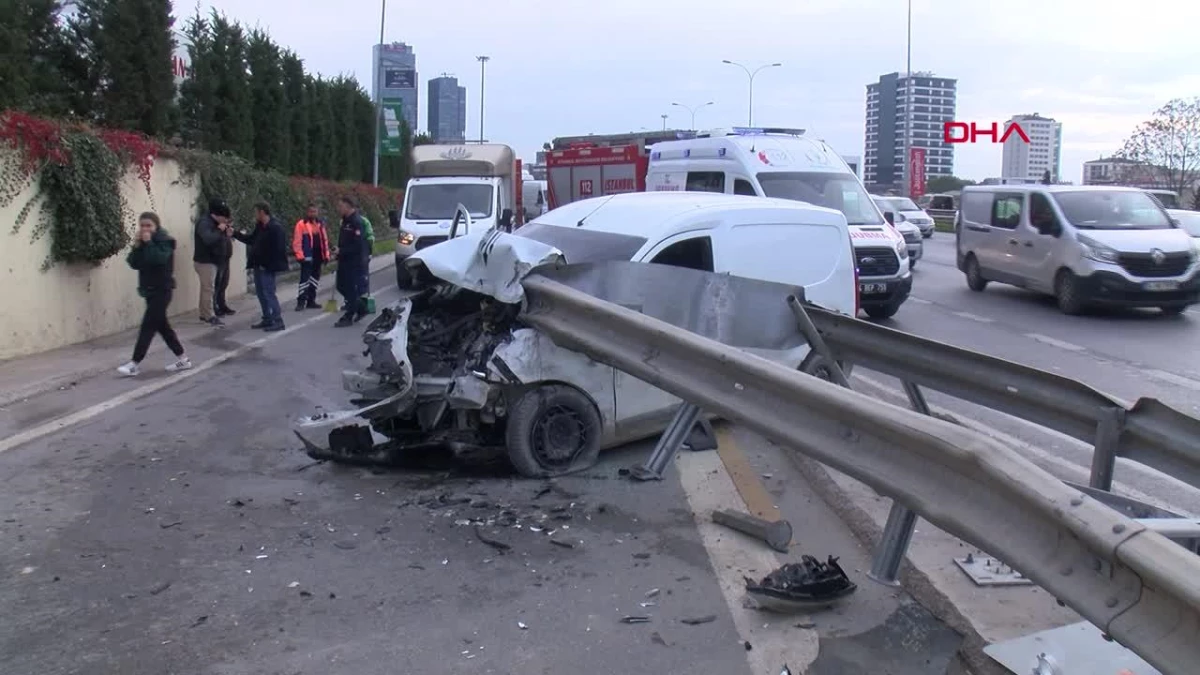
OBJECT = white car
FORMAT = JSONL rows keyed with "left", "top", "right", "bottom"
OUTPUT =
{"left": 873, "top": 195, "right": 935, "bottom": 238}
{"left": 1167, "top": 209, "right": 1200, "bottom": 250}
{"left": 871, "top": 196, "right": 924, "bottom": 268}
{"left": 295, "top": 192, "right": 859, "bottom": 477}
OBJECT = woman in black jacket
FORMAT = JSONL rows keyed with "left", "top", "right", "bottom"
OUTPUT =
{"left": 118, "top": 212, "right": 193, "bottom": 377}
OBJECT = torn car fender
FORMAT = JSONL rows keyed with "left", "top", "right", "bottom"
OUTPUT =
{"left": 292, "top": 391, "right": 410, "bottom": 455}
{"left": 486, "top": 328, "right": 619, "bottom": 441}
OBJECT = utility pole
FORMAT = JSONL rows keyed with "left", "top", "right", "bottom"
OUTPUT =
{"left": 476, "top": 55, "right": 490, "bottom": 143}
{"left": 902, "top": 0, "right": 914, "bottom": 198}
{"left": 661, "top": 114, "right": 668, "bottom": 131}
{"left": 671, "top": 101, "right": 714, "bottom": 130}
{"left": 722, "top": 60, "right": 781, "bottom": 126}
{"left": 371, "top": 0, "right": 387, "bottom": 186}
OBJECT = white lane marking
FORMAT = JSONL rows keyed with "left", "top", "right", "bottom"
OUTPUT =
{"left": 852, "top": 373, "right": 1198, "bottom": 515}
{"left": 675, "top": 446, "right": 818, "bottom": 672}
{"left": 952, "top": 311, "right": 994, "bottom": 323}
{"left": 1024, "top": 333, "right": 1086, "bottom": 352}
{"left": 0, "top": 285, "right": 396, "bottom": 455}
{"left": 908, "top": 297, "right": 932, "bottom": 305}
{"left": 1145, "top": 369, "right": 1200, "bottom": 392}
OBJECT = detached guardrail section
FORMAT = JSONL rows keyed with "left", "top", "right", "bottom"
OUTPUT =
{"left": 518, "top": 262, "right": 1200, "bottom": 675}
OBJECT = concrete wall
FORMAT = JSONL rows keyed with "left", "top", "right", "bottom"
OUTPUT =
{"left": 0, "top": 155, "right": 246, "bottom": 361}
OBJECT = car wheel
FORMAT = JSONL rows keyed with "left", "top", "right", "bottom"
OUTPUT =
{"left": 1054, "top": 270, "right": 1086, "bottom": 315}
{"left": 505, "top": 384, "right": 602, "bottom": 478}
{"left": 864, "top": 302, "right": 901, "bottom": 320}
{"left": 1160, "top": 305, "right": 1187, "bottom": 316}
{"left": 965, "top": 255, "right": 988, "bottom": 292}
{"left": 395, "top": 262, "right": 414, "bottom": 289}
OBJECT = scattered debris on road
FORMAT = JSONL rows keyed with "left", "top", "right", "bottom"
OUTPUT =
{"left": 517, "top": 621, "right": 528, "bottom": 630}
{"left": 149, "top": 581, "right": 172, "bottom": 596}
{"left": 744, "top": 555, "right": 857, "bottom": 613}
{"left": 651, "top": 631, "right": 668, "bottom": 646}
{"left": 644, "top": 588, "right": 660, "bottom": 598}
{"left": 681, "top": 615, "right": 717, "bottom": 626}
{"left": 473, "top": 527, "right": 512, "bottom": 553}
{"left": 712, "top": 508, "right": 792, "bottom": 553}
{"left": 620, "top": 616, "right": 651, "bottom": 624}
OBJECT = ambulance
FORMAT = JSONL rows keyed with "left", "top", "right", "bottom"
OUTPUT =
{"left": 645, "top": 128, "right": 912, "bottom": 319}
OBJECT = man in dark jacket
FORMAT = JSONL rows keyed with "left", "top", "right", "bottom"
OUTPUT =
{"left": 334, "top": 195, "right": 368, "bottom": 327}
{"left": 118, "top": 212, "right": 192, "bottom": 377}
{"left": 234, "top": 201, "right": 290, "bottom": 332}
{"left": 194, "top": 199, "right": 232, "bottom": 327}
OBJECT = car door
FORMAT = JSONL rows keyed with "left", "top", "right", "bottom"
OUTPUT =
{"left": 1020, "top": 192, "right": 1063, "bottom": 291}
{"left": 613, "top": 232, "right": 717, "bottom": 441}
{"left": 981, "top": 192, "right": 1024, "bottom": 282}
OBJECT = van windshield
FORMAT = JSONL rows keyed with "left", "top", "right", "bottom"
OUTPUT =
{"left": 405, "top": 183, "right": 494, "bottom": 220}
{"left": 1051, "top": 190, "right": 1172, "bottom": 230}
{"left": 757, "top": 172, "right": 884, "bottom": 226}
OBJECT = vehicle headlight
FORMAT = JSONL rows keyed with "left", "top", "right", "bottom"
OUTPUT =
{"left": 1078, "top": 236, "right": 1119, "bottom": 264}
{"left": 895, "top": 240, "right": 908, "bottom": 259}
{"left": 398, "top": 230, "right": 415, "bottom": 246}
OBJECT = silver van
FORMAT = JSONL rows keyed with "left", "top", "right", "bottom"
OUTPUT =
{"left": 955, "top": 185, "right": 1199, "bottom": 315}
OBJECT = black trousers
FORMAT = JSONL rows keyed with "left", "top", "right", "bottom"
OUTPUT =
{"left": 336, "top": 261, "right": 365, "bottom": 314}
{"left": 213, "top": 257, "right": 232, "bottom": 312}
{"left": 297, "top": 260, "right": 323, "bottom": 306}
{"left": 133, "top": 291, "right": 184, "bottom": 362}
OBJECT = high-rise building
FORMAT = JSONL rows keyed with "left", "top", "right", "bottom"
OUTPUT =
{"left": 864, "top": 72, "right": 957, "bottom": 191}
{"left": 427, "top": 75, "right": 467, "bottom": 143}
{"left": 372, "top": 42, "right": 418, "bottom": 133}
{"left": 1001, "top": 113, "right": 1062, "bottom": 183}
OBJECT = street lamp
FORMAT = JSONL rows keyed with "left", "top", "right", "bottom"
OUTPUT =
{"left": 671, "top": 101, "right": 714, "bottom": 130}
{"left": 371, "top": 0, "right": 388, "bottom": 185}
{"left": 476, "top": 55, "right": 490, "bottom": 143}
{"left": 661, "top": 114, "right": 668, "bottom": 131}
{"left": 722, "top": 60, "right": 781, "bottom": 126}
{"left": 902, "top": 0, "right": 915, "bottom": 198}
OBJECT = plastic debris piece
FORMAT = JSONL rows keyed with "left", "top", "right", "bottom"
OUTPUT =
{"left": 518, "top": 621, "right": 528, "bottom": 630}
{"left": 620, "top": 616, "right": 651, "bottom": 624}
{"left": 744, "top": 555, "right": 857, "bottom": 612}
{"left": 681, "top": 615, "right": 717, "bottom": 625}
{"left": 474, "top": 527, "right": 512, "bottom": 553}
{"left": 640, "top": 602, "right": 657, "bottom": 608}
{"left": 645, "top": 588, "right": 661, "bottom": 598}
{"left": 288, "top": 581, "right": 300, "bottom": 588}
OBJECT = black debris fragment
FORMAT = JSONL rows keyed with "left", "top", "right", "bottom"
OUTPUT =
{"left": 632, "top": 553, "right": 651, "bottom": 560}
{"left": 295, "top": 460, "right": 324, "bottom": 472}
{"left": 474, "top": 527, "right": 512, "bottom": 553}
{"left": 651, "top": 631, "right": 668, "bottom": 646}
{"left": 533, "top": 486, "right": 553, "bottom": 500}
{"left": 299, "top": 591, "right": 313, "bottom": 598}
{"left": 159, "top": 521, "right": 183, "bottom": 529}
{"left": 744, "top": 641, "right": 753, "bottom": 651}
{"left": 681, "top": 615, "right": 717, "bottom": 626}
{"left": 549, "top": 539, "right": 576, "bottom": 550}
{"left": 190, "top": 616, "right": 207, "bottom": 628}
{"left": 744, "top": 556, "right": 857, "bottom": 611}
{"left": 149, "top": 582, "right": 172, "bottom": 596}
{"left": 228, "top": 499, "right": 247, "bottom": 508}
{"left": 333, "top": 541, "right": 358, "bottom": 550}
{"left": 620, "top": 616, "right": 651, "bottom": 624}
{"left": 408, "top": 564, "right": 426, "bottom": 570}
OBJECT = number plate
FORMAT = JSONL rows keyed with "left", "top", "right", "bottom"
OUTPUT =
{"left": 1143, "top": 280, "right": 1179, "bottom": 291}
{"left": 859, "top": 283, "right": 888, "bottom": 294}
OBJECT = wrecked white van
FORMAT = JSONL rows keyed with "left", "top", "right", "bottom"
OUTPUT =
{"left": 294, "top": 192, "right": 859, "bottom": 477}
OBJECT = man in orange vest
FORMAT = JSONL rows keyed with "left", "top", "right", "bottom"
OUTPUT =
{"left": 292, "top": 203, "right": 331, "bottom": 311}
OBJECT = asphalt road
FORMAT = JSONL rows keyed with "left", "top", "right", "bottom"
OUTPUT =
{"left": 873, "top": 235, "right": 1200, "bottom": 514}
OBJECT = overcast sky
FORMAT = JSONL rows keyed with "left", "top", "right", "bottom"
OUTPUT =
{"left": 196, "top": 0, "right": 1198, "bottom": 185}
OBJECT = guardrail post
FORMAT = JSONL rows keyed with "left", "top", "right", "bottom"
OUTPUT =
{"left": 867, "top": 380, "right": 932, "bottom": 586}
{"left": 629, "top": 402, "right": 703, "bottom": 481}
{"left": 1088, "top": 407, "right": 1126, "bottom": 492}
{"left": 788, "top": 295, "right": 851, "bottom": 388}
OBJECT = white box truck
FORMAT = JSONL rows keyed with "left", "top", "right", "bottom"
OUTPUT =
{"left": 393, "top": 144, "right": 523, "bottom": 287}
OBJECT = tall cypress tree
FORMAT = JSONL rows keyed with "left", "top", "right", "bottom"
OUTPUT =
{"left": 177, "top": 11, "right": 218, "bottom": 149}
{"left": 281, "top": 51, "right": 309, "bottom": 176}
{"left": 87, "top": 0, "right": 176, "bottom": 135}
{"left": 208, "top": 12, "right": 253, "bottom": 159}
{"left": 246, "top": 28, "right": 286, "bottom": 170}
{"left": 0, "top": 0, "right": 72, "bottom": 115}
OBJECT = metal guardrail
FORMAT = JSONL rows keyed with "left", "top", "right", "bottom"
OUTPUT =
{"left": 801, "top": 305, "right": 1200, "bottom": 494}
{"left": 517, "top": 264, "right": 1200, "bottom": 675}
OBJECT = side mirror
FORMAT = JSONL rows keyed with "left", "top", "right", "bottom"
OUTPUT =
{"left": 1035, "top": 220, "right": 1061, "bottom": 237}
{"left": 388, "top": 209, "right": 400, "bottom": 229}
{"left": 883, "top": 211, "right": 895, "bottom": 225}
{"left": 499, "top": 208, "right": 514, "bottom": 233}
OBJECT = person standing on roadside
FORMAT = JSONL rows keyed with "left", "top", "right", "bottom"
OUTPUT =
{"left": 334, "top": 196, "right": 368, "bottom": 327}
{"left": 118, "top": 213, "right": 192, "bottom": 377}
{"left": 292, "top": 203, "right": 330, "bottom": 311}
{"left": 234, "top": 201, "right": 290, "bottom": 332}
{"left": 213, "top": 216, "right": 236, "bottom": 317}
{"left": 193, "top": 199, "right": 232, "bottom": 327}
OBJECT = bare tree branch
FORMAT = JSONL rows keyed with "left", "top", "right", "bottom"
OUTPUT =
{"left": 1117, "top": 97, "right": 1200, "bottom": 196}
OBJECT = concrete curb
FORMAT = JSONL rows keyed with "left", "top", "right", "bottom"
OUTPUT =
{"left": 2, "top": 256, "right": 396, "bottom": 407}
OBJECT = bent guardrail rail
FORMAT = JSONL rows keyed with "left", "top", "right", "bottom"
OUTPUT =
{"left": 801, "top": 305, "right": 1200, "bottom": 493}
{"left": 518, "top": 265, "right": 1200, "bottom": 675}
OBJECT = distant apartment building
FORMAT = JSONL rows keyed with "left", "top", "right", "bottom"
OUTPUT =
{"left": 864, "top": 71, "right": 957, "bottom": 192}
{"left": 1001, "top": 113, "right": 1062, "bottom": 182}
{"left": 427, "top": 75, "right": 467, "bottom": 143}
{"left": 1082, "top": 156, "right": 1161, "bottom": 187}
{"left": 841, "top": 154, "right": 861, "bottom": 178}
{"left": 372, "top": 42, "right": 418, "bottom": 133}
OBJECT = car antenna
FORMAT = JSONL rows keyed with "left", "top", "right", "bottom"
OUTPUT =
{"left": 575, "top": 195, "right": 612, "bottom": 227}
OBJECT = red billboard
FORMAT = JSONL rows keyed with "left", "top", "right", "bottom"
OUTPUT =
{"left": 908, "top": 147, "right": 927, "bottom": 198}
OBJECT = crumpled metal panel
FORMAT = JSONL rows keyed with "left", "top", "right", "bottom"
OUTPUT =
{"left": 406, "top": 228, "right": 563, "bottom": 304}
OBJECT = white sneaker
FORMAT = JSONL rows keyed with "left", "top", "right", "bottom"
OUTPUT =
{"left": 117, "top": 361, "right": 140, "bottom": 377}
{"left": 165, "top": 357, "right": 193, "bottom": 373}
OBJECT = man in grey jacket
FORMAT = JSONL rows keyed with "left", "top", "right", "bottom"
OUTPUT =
{"left": 193, "top": 199, "right": 233, "bottom": 327}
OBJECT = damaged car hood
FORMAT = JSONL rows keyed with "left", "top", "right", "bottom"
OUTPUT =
{"left": 406, "top": 229, "right": 564, "bottom": 304}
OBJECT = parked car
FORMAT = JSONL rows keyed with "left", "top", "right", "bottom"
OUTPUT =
{"left": 871, "top": 196, "right": 924, "bottom": 268}
{"left": 1167, "top": 209, "right": 1200, "bottom": 248}
{"left": 294, "top": 192, "right": 861, "bottom": 477}
{"left": 956, "top": 185, "right": 1199, "bottom": 315}
{"left": 873, "top": 195, "right": 935, "bottom": 238}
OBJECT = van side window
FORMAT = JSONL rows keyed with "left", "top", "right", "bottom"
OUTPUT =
{"left": 649, "top": 236, "right": 714, "bottom": 272}
{"left": 1029, "top": 193, "right": 1058, "bottom": 231}
{"left": 733, "top": 179, "right": 758, "bottom": 196}
{"left": 685, "top": 172, "right": 726, "bottom": 194}
{"left": 991, "top": 194, "right": 1023, "bottom": 230}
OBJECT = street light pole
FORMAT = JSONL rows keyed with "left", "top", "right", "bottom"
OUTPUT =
{"left": 661, "top": 114, "right": 668, "bottom": 131}
{"left": 671, "top": 101, "right": 714, "bottom": 130}
{"left": 371, "top": 0, "right": 387, "bottom": 186}
{"left": 476, "top": 55, "right": 489, "bottom": 143}
{"left": 722, "top": 60, "right": 781, "bottom": 126}
{"left": 903, "top": 0, "right": 914, "bottom": 197}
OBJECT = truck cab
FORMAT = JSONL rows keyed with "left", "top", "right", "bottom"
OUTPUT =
{"left": 645, "top": 128, "right": 912, "bottom": 319}
{"left": 395, "top": 144, "right": 521, "bottom": 286}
